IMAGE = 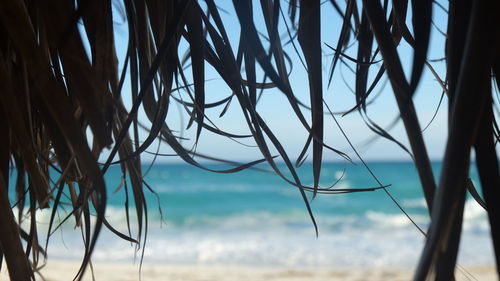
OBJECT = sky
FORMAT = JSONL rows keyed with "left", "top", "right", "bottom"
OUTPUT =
{"left": 106, "top": 1, "right": 450, "bottom": 164}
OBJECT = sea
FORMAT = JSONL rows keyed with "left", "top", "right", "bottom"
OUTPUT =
{"left": 8, "top": 161, "right": 495, "bottom": 270}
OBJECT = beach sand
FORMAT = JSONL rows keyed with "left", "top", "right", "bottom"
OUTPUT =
{"left": 0, "top": 261, "right": 496, "bottom": 280}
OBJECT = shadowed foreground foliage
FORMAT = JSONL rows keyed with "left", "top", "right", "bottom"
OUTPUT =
{"left": 0, "top": 0, "right": 499, "bottom": 280}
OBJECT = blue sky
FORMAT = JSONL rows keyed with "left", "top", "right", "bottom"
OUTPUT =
{"left": 107, "top": 1, "right": 449, "bottom": 164}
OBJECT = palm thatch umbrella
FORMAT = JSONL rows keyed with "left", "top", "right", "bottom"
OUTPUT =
{"left": 0, "top": 0, "right": 499, "bottom": 280}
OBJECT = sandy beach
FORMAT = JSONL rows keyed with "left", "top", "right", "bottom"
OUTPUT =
{"left": 0, "top": 261, "right": 496, "bottom": 281}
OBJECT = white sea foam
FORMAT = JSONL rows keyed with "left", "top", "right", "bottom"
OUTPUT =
{"left": 9, "top": 163, "right": 496, "bottom": 270}
{"left": 304, "top": 180, "right": 350, "bottom": 190}
{"left": 365, "top": 211, "right": 428, "bottom": 229}
{"left": 366, "top": 199, "right": 490, "bottom": 231}
{"left": 38, "top": 207, "right": 495, "bottom": 269}
{"left": 402, "top": 198, "right": 427, "bottom": 208}
{"left": 334, "top": 171, "right": 345, "bottom": 180}
{"left": 58, "top": 225, "right": 491, "bottom": 268}
{"left": 332, "top": 181, "right": 350, "bottom": 189}
{"left": 464, "top": 199, "right": 487, "bottom": 220}
{"left": 13, "top": 199, "right": 493, "bottom": 269}
{"left": 463, "top": 199, "right": 489, "bottom": 232}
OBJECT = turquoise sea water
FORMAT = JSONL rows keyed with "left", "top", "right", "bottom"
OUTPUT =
{"left": 9, "top": 162, "right": 495, "bottom": 269}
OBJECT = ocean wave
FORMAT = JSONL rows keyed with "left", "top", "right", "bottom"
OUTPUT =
{"left": 365, "top": 199, "right": 489, "bottom": 232}
{"left": 402, "top": 198, "right": 427, "bottom": 208}
{"left": 334, "top": 170, "right": 345, "bottom": 180}
{"left": 11, "top": 197, "right": 494, "bottom": 269}
{"left": 365, "top": 211, "right": 428, "bottom": 229}
{"left": 463, "top": 199, "right": 489, "bottom": 231}
{"left": 303, "top": 180, "right": 351, "bottom": 190}
{"left": 43, "top": 221, "right": 495, "bottom": 269}
{"left": 464, "top": 199, "right": 487, "bottom": 220}
{"left": 13, "top": 198, "right": 489, "bottom": 236}
{"left": 22, "top": 207, "right": 493, "bottom": 269}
